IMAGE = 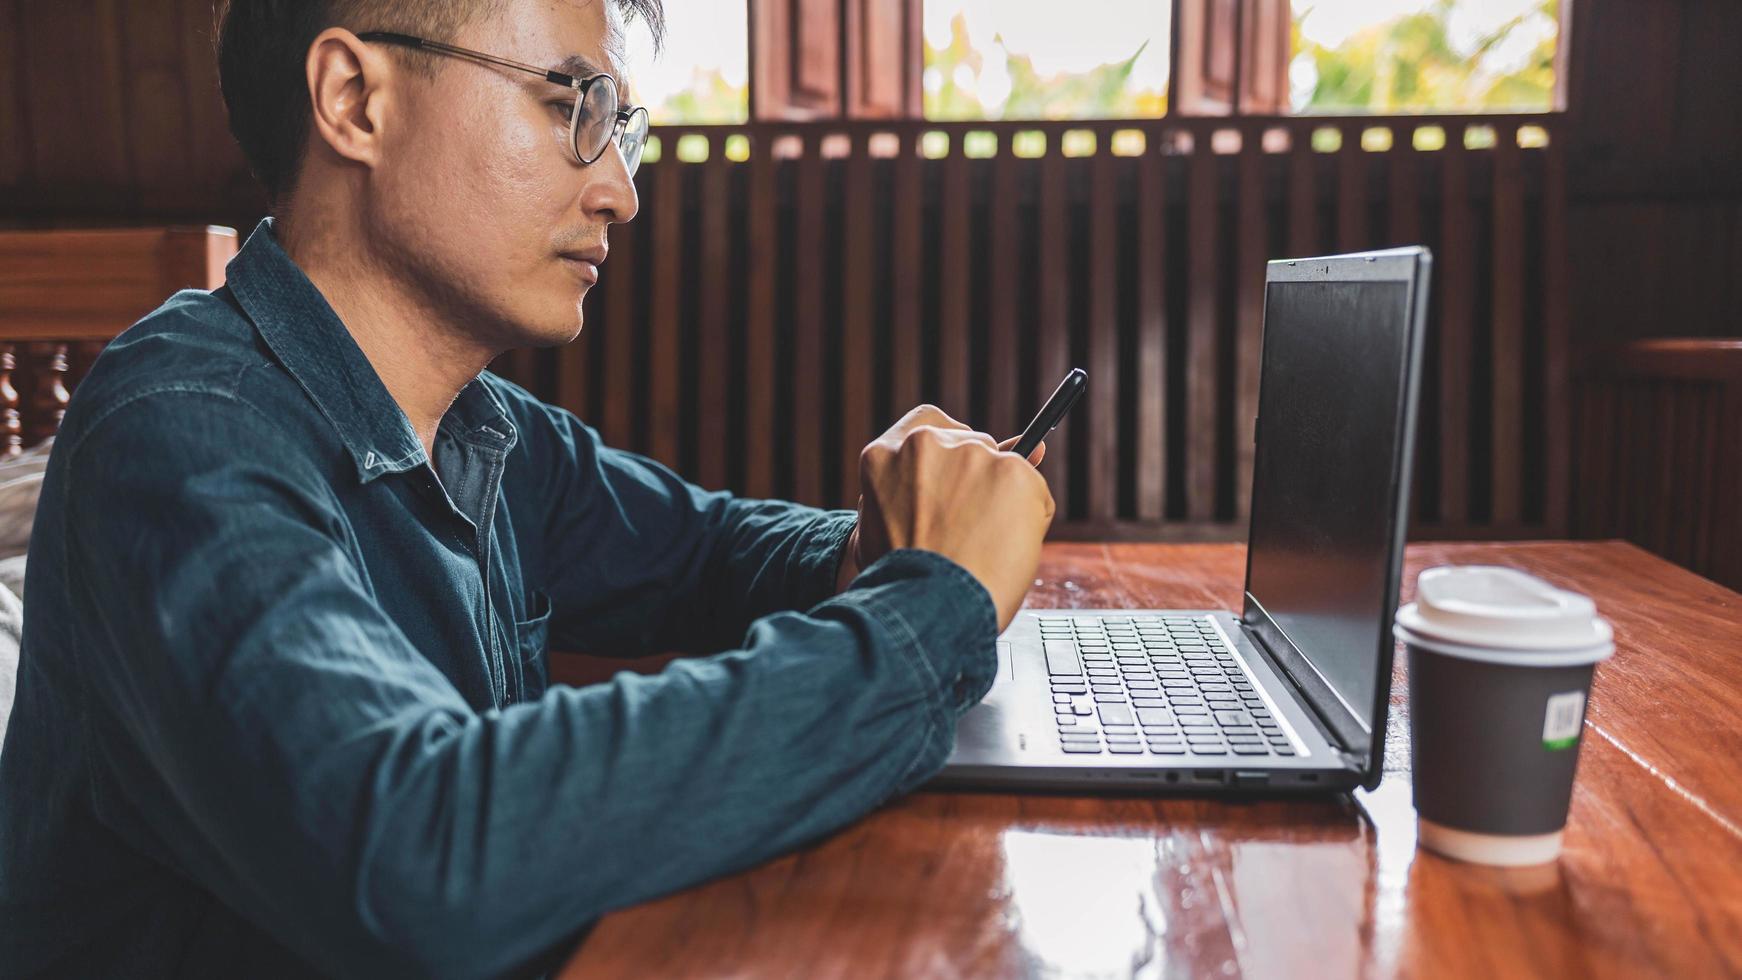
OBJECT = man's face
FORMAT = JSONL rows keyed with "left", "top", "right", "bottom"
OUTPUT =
{"left": 365, "top": 0, "right": 640, "bottom": 350}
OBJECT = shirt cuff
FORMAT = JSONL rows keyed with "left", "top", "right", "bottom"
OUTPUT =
{"left": 792, "top": 509, "right": 859, "bottom": 609}
{"left": 845, "top": 547, "right": 1001, "bottom": 718}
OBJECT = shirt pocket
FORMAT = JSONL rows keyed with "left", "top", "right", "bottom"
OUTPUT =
{"left": 514, "top": 588, "right": 553, "bottom": 700}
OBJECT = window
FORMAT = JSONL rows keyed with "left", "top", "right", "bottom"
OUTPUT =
{"left": 623, "top": 0, "right": 749, "bottom": 124}
{"left": 921, "top": 0, "right": 1171, "bottom": 120}
{"left": 1290, "top": 0, "right": 1562, "bottom": 113}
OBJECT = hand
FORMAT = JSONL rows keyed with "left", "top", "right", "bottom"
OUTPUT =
{"left": 836, "top": 405, "right": 1053, "bottom": 633}
{"left": 838, "top": 407, "right": 1046, "bottom": 591}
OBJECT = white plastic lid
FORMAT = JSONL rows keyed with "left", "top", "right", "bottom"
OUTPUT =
{"left": 1394, "top": 565, "right": 1613, "bottom": 665}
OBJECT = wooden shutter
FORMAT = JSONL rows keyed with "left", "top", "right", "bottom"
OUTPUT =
{"left": 1174, "top": 0, "right": 1239, "bottom": 115}
{"left": 844, "top": 0, "right": 922, "bottom": 118}
{"left": 1238, "top": 0, "right": 1291, "bottom": 114}
{"left": 1173, "top": 0, "right": 1292, "bottom": 115}
{"left": 749, "top": 0, "right": 842, "bottom": 120}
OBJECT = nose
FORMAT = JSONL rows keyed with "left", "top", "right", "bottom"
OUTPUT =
{"left": 583, "top": 139, "right": 640, "bottom": 225}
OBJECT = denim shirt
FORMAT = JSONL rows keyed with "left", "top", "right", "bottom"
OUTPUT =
{"left": 0, "top": 219, "right": 998, "bottom": 978}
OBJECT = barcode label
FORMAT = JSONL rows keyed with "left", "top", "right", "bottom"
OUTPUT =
{"left": 1542, "top": 691, "right": 1587, "bottom": 750}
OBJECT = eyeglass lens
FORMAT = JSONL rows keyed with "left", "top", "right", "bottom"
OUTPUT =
{"left": 573, "top": 76, "right": 648, "bottom": 175}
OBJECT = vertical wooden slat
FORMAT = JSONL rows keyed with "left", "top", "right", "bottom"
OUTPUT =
{"left": 984, "top": 135, "right": 1021, "bottom": 439}
{"left": 695, "top": 150, "right": 732, "bottom": 490}
{"left": 21, "top": 0, "right": 133, "bottom": 212}
{"left": 937, "top": 142, "right": 971, "bottom": 420}
{"left": 117, "top": 0, "right": 193, "bottom": 213}
{"left": 1388, "top": 127, "right": 1422, "bottom": 245}
{"left": 0, "top": 0, "right": 29, "bottom": 190}
{"left": 791, "top": 136, "right": 827, "bottom": 506}
{"left": 1135, "top": 142, "right": 1168, "bottom": 521}
{"left": 1490, "top": 124, "right": 1525, "bottom": 526}
{"left": 1287, "top": 128, "right": 1319, "bottom": 257}
{"left": 1233, "top": 138, "right": 1268, "bottom": 519}
{"left": 743, "top": 134, "right": 780, "bottom": 498}
{"left": 645, "top": 156, "right": 685, "bottom": 467}
{"left": 1438, "top": 128, "right": 1473, "bottom": 526}
{"left": 599, "top": 196, "right": 640, "bottom": 448}
{"left": 1337, "top": 123, "right": 1368, "bottom": 250}
{"left": 1036, "top": 144, "right": 1071, "bottom": 520}
{"left": 1086, "top": 145, "right": 1119, "bottom": 520}
{"left": 888, "top": 134, "right": 924, "bottom": 418}
{"left": 839, "top": 133, "right": 876, "bottom": 508}
{"left": 1541, "top": 132, "right": 1572, "bottom": 533}
{"left": 1185, "top": 143, "right": 1220, "bottom": 522}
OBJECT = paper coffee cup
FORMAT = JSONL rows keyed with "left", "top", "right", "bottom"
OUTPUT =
{"left": 1394, "top": 566, "right": 1613, "bottom": 867}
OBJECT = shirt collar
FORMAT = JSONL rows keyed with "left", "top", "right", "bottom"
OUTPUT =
{"left": 225, "top": 217, "right": 516, "bottom": 483}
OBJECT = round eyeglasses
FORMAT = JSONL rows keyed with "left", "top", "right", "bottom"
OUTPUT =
{"left": 357, "top": 31, "right": 651, "bottom": 176}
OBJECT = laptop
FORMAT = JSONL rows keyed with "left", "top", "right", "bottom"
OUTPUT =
{"left": 937, "top": 247, "right": 1432, "bottom": 793}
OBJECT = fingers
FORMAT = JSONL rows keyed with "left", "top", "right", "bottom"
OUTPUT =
{"left": 900, "top": 403, "right": 970, "bottom": 432}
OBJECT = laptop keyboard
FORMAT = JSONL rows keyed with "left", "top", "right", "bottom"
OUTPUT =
{"left": 1042, "top": 614, "right": 1298, "bottom": 758}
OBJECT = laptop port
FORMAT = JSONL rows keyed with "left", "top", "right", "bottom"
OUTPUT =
{"left": 1192, "top": 771, "right": 1224, "bottom": 784}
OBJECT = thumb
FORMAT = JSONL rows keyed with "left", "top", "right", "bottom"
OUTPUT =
{"left": 997, "top": 436, "right": 1046, "bottom": 466}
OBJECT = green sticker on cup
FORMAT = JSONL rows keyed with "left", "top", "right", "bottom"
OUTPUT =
{"left": 1542, "top": 690, "right": 1586, "bottom": 751}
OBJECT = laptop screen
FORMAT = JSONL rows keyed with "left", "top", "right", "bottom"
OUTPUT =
{"left": 1242, "top": 273, "right": 1418, "bottom": 737}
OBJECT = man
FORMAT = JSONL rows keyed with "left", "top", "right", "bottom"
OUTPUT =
{"left": 0, "top": 0, "right": 1054, "bottom": 975}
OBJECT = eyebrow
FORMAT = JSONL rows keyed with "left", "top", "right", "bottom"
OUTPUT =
{"left": 557, "top": 54, "right": 608, "bottom": 79}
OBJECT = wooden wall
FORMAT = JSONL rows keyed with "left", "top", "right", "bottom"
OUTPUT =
{"left": 1561, "top": 0, "right": 1742, "bottom": 345}
{"left": 493, "top": 115, "right": 1567, "bottom": 541}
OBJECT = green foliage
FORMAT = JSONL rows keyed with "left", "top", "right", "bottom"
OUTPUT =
{"left": 924, "top": 13, "right": 1166, "bottom": 120}
{"left": 1294, "top": 0, "right": 1558, "bottom": 113}
{"left": 648, "top": 66, "right": 748, "bottom": 126}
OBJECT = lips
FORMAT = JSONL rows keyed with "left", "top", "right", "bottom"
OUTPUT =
{"left": 559, "top": 245, "right": 607, "bottom": 286}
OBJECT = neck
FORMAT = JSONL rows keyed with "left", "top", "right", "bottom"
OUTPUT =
{"left": 277, "top": 200, "right": 500, "bottom": 459}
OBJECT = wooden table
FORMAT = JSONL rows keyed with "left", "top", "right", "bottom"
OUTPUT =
{"left": 561, "top": 541, "right": 1742, "bottom": 978}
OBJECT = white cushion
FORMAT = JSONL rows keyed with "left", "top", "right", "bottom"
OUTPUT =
{"left": 0, "top": 438, "right": 53, "bottom": 561}
{"left": 0, "top": 579, "right": 19, "bottom": 747}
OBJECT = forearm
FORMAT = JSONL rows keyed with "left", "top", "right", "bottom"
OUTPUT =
{"left": 345, "top": 548, "right": 996, "bottom": 975}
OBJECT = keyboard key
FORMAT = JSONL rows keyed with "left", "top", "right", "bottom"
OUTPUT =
{"left": 1094, "top": 693, "right": 1127, "bottom": 703}
{"left": 1231, "top": 744, "right": 1270, "bottom": 755}
{"left": 1189, "top": 744, "right": 1230, "bottom": 756}
{"left": 1181, "top": 724, "right": 1218, "bottom": 735}
{"left": 1186, "top": 733, "right": 1226, "bottom": 744}
{"left": 1220, "top": 725, "right": 1257, "bottom": 735}
{"left": 1135, "top": 707, "right": 1173, "bottom": 725}
{"left": 1147, "top": 742, "right": 1187, "bottom": 754}
{"left": 1108, "top": 743, "right": 1144, "bottom": 754}
{"left": 1050, "top": 684, "right": 1087, "bottom": 695}
{"left": 1174, "top": 705, "right": 1210, "bottom": 716}
{"left": 1274, "top": 746, "right": 1297, "bottom": 756}
{"left": 1052, "top": 693, "right": 1072, "bottom": 704}
{"left": 1226, "top": 735, "right": 1263, "bottom": 745}
{"left": 1105, "top": 733, "right": 1141, "bottom": 743}
{"left": 1098, "top": 703, "right": 1135, "bottom": 726}
{"left": 1213, "top": 711, "right": 1249, "bottom": 727}
{"left": 1131, "top": 697, "right": 1167, "bottom": 708}
{"left": 1061, "top": 744, "right": 1104, "bottom": 754}
{"left": 1102, "top": 724, "right": 1137, "bottom": 735}
{"left": 1058, "top": 731, "right": 1101, "bottom": 743}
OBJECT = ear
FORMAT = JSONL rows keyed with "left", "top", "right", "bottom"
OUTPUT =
{"left": 304, "top": 28, "right": 394, "bottom": 170}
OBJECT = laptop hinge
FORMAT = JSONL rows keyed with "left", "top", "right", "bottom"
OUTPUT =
{"left": 1237, "top": 604, "right": 1370, "bottom": 769}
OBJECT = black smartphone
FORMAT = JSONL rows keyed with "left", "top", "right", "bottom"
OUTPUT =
{"left": 1012, "top": 368, "right": 1087, "bottom": 460}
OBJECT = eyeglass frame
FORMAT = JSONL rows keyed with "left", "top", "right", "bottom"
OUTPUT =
{"left": 355, "top": 30, "right": 650, "bottom": 174}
